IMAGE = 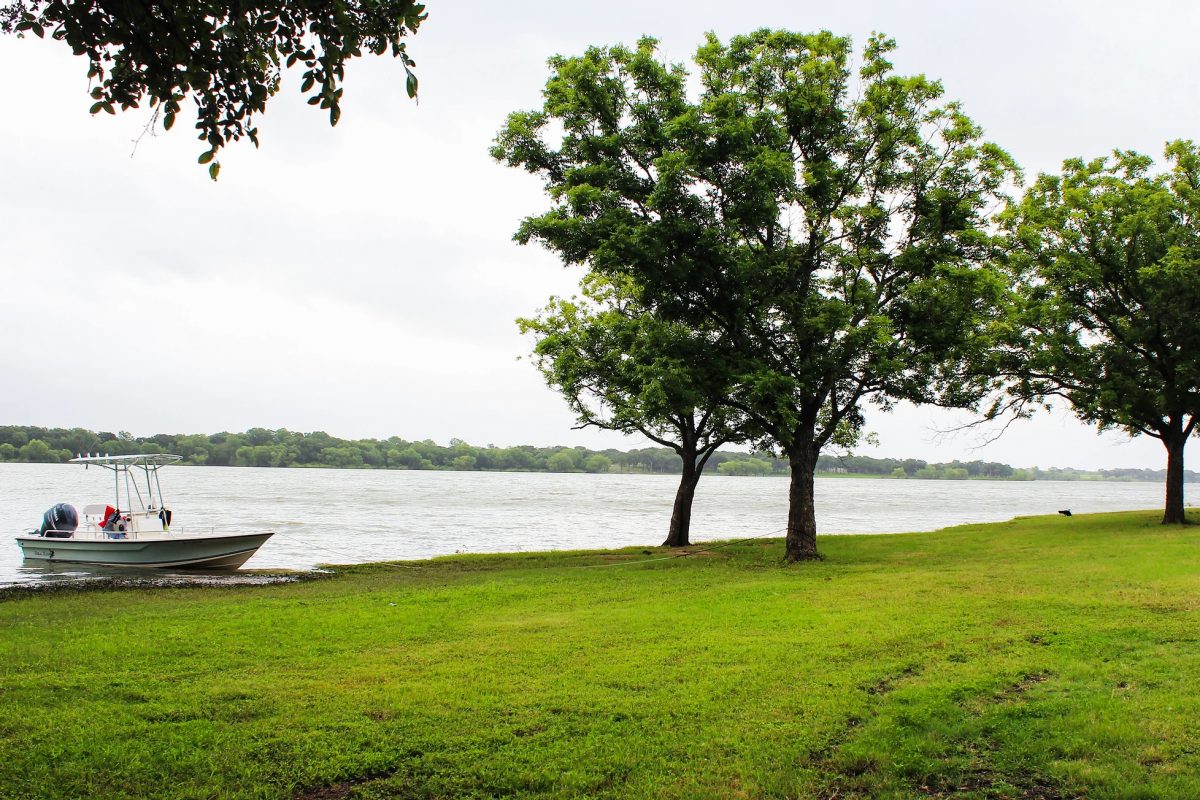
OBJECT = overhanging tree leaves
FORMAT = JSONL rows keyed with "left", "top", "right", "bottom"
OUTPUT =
{"left": 494, "top": 31, "right": 1017, "bottom": 561}
{"left": 1, "top": 0, "right": 427, "bottom": 178}
{"left": 1004, "top": 142, "right": 1200, "bottom": 524}
{"left": 519, "top": 274, "right": 743, "bottom": 547}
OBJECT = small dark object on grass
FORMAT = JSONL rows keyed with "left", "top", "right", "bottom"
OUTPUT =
{"left": 1059, "top": 509, "right": 1072, "bottom": 516}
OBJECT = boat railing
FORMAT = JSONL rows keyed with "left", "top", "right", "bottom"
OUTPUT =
{"left": 35, "top": 529, "right": 81, "bottom": 539}
{"left": 32, "top": 525, "right": 222, "bottom": 540}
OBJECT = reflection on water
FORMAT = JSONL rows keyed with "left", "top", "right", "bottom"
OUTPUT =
{"left": 0, "top": 463, "right": 1170, "bottom": 587}
{"left": 12, "top": 560, "right": 104, "bottom": 583}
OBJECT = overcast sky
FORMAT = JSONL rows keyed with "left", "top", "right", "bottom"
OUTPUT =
{"left": 2, "top": 1, "right": 1198, "bottom": 471}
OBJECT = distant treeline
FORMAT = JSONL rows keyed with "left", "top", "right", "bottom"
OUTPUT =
{"left": 0, "top": 425, "right": 1192, "bottom": 482}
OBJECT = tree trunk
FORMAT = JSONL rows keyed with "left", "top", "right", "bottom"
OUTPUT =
{"left": 1163, "top": 429, "right": 1188, "bottom": 524}
{"left": 785, "top": 440, "right": 819, "bottom": 561}
{"left": 663, "top": 458, "right": 701, "bottom": 547}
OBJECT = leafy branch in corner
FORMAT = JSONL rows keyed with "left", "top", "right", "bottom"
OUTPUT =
{"left": 2, "top": 1, "right": 427, "bottom": 179}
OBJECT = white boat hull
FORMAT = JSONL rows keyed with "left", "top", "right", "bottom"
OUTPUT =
{"left": 14, "top": 532, "right": 274, "bottom": 570}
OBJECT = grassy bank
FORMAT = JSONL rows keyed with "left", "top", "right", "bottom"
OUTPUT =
{"left": 2, "top": 511, "right": 1198, "bottom": 799}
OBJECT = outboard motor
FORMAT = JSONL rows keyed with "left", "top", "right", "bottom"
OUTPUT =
{"left": 37, "top": 503, "right": 78, "bottom": 538}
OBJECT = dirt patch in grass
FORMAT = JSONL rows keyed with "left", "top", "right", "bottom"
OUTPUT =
{"left": 994, "top": 671, "right": 1051, "bottom": 703}
{"left": 915, "top": 767, "right": 1083, "bottom": 799}
{"left": 294, "top": 767, "right": 400, "bottom": 800}
{"left": 863, "top": 663, "right": 922, "bottom": 696}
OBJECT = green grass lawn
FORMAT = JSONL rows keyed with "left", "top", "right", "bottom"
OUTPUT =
{"left": 2, "top": 510, "right": 1198, "bottom": 799}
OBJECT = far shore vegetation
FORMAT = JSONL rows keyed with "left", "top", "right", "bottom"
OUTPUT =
{"left": 3, "top": 511, "right": 1198, "bottom": 799}
{"left": 0, "top": 424, "right": 1192, "bottom": 483}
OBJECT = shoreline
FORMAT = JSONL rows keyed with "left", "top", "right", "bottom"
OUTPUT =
{"left": 5, "top": 507, "right": 1190, "bottom": 597}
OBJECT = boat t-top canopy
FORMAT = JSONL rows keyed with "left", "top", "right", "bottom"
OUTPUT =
{"left": 69, "top": 453, "right": 183, "bottom": 514}
{"left": 70, "top": 454, "right": 182, "bottom": 467}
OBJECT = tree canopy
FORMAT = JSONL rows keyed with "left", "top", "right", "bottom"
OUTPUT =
{"left": 494, "top": 31, "right": 1018, "bottom": 560}
{"left": 519, "top": 273, "right": 743, "bottom": 545}
{"left": 1004, "top": 141, "right": 1200, "bottom": 523}
{"left": 2, "top": 0, "right": 427, "bottom": 178}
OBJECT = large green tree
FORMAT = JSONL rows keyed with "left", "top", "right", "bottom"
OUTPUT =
{"left": 1004, "top": 142, "right": 1200, "bottom": 524}
{"left": 2, "top": 0, "right": 427, "bottom": 178}
{"left": 519, "top": 274, "right": 742, "bottom": 547}
{"left": 494, "top": 31, "right": 1016, "bottom": 560}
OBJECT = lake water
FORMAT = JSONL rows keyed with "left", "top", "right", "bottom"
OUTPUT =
{"left": 0, "top": 463, "right": 1170, "bottom": 586}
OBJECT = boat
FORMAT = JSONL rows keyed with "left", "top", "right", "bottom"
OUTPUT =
{"left": 14, "top": 454, "right": 274, "bottom": 569}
